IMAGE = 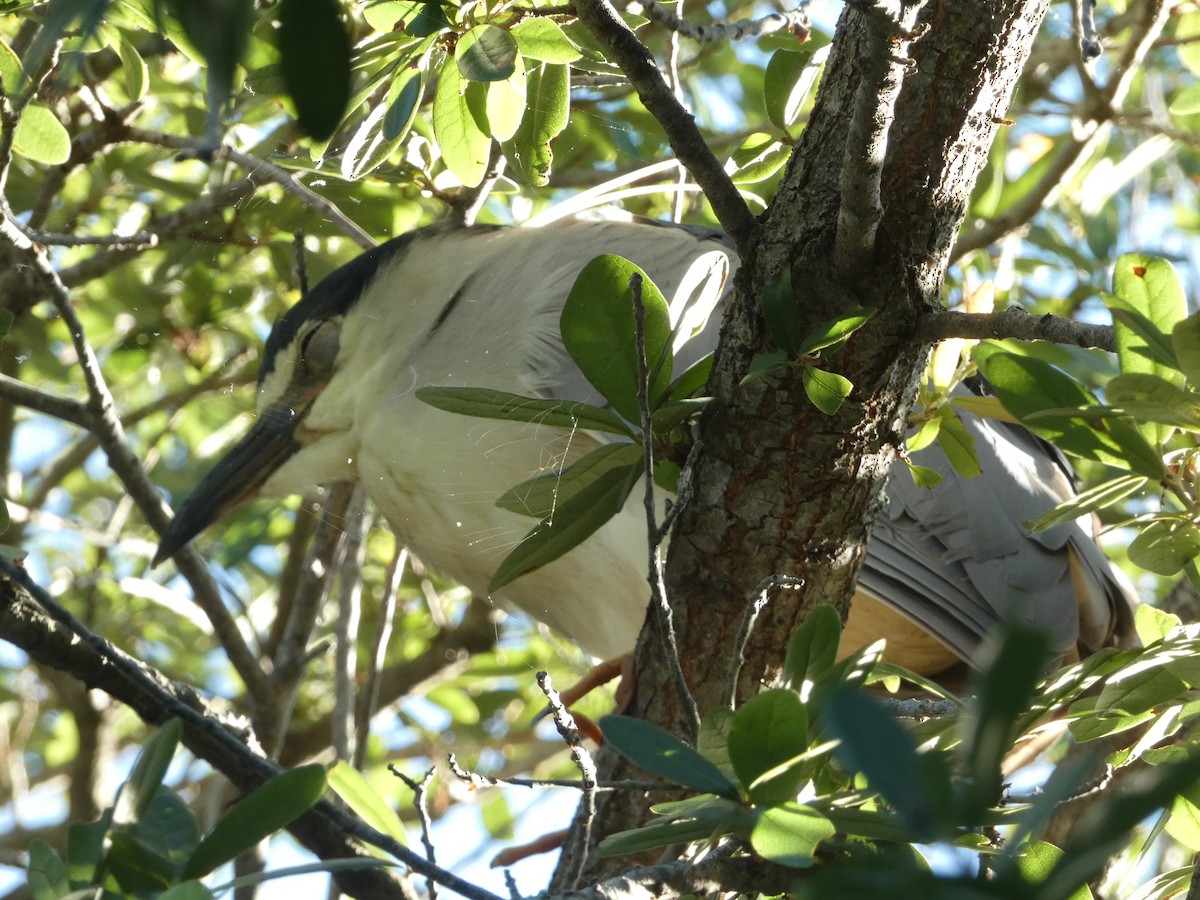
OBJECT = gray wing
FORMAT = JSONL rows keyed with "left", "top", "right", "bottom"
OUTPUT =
{"left": 861, "top": 397, "right": 1138, "bottom": 663}
{"left": 525, "top": 217, "right": 1137, "bottom": 663}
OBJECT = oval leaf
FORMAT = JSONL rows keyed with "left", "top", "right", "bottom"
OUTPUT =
{"left": 415, "top": 387, "right": 634, "bottom": 438}
{"left": 748, "top": 803, "right": 835, "bottom": 868}
{"left": 510, "top": 62, "right": 568, "bottom": 186}
{"left": 183, "top": 764, "right": 327, "bottom": 879}
{"left": 600, "top": 714, "right": 739, "bottom": 798}
{"left": 456, "top": 25, "right": 518, "bottom": 82}
{"left": 512, "top": 18, "right": 581, "bottom": 63}
{"left": 13, "top": 104, "right": 70, "bottom": 164}
{"left": 561, "top": 255, "right": 673, "bottom": 423}
{"left": 801, "top": 366, "right": 852, "bottom": 415}
{"left": 433, "top": 62, "right": 490, "bottom": 186}
{"left": 279, "top": 0, "right": 352, "bottom": 140}
{"left": 497, "top": 442, "right": 644, "bottom": 518}
{"left": 728, "top": 689, "right": 808, "bottom": 804}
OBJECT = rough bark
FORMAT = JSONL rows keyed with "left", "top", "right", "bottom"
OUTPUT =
{"left": 556, "top": 0, "right": 1053, "bottom": 886}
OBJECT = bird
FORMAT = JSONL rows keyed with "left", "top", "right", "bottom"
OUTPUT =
{"left": 153, "top": 217, "right": 1137, "bottom": 677}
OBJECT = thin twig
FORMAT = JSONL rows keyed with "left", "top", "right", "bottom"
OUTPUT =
{"left": 446, "top": 754, "right": 681, "bottom": 792}
{"left": 637, "top": 0, "right": 812, "bottom": 43}
{"left": 915, "top": 307, "right": 1116, "bottom": 352}
{"left": 124, "top": 127, "right": 376, "bottom": 249}
{"left": 725, "top": 575, "right": 804, "bottom": 709}
{"left": 0, "top": 559, "right": 500, "bottom": 900}
{"left": 538, "top": 671, "right": 597, "bottom": 892}
{"left": 569, "top": 0, "right": 759, "bottom": 255}
{"left": 390, "top": 764, "right": 440, "bottom": 900}
{"left": 631, "top": 273, "right": 701, "bottom": 741}
{"left": 355, "top": 546, "right": 407, "bottom": 769}
{"left": 332, "top": 489, "right": 369, "bottom": 763}
{"left": 1076, "top": 0, "right": 1102, "bottom": 60}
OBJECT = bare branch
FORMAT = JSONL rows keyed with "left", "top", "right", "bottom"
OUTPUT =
{"left": 915, "top": 306, "right": 1116, "bottom": 352}
{"left": 0, "top": 562, "right": 498, "bottom": 900}
{"left": 539, "top": 670, "right": 599, "bottom": 892}
{"left": 636, "top": 0, "right": 812, "bottom": 43}
{"left": 569, "top": 0, "right": 759, "bottom": 254}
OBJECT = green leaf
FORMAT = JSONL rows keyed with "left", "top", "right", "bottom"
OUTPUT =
{"left": 973, "top": 344, "right": 1163, "bottom": 478}
{"left": 599, "top": 715, "right": 740, "bottom": 798}
{"left": 433, "top": 62, "right": 491, "bottom": 187}
{"left": 401, "top": 0, "right": 450, "bottom": 37}
{"left": 107, "top": 830, "right": 176, "bottom": 892}
{"left": 1016, "top": 841, "right": 1093, "bottom": 900}
{"left": 510, "top": 61, "right": 569, "bottom": 186}
{"left": 748, "top": 803, "right": 835, "bottom": 868}
{"left": 1096, "top": 652, "right": 1188, "bottom": 715}
{"left": 117, "top": 34, "right": 149, "bottom": 102}
{"left": 342, "top": 64, "right": 427, "bottom": 180}
{"left": 66, "top": 816, "right": 108, "bottom": 886}
{"left": 26, "top": 839, "right": 69, "bottom": 900}
{"left": 384, "top": 61, "right": 427, "bottom": 140}
{"left": 561, "top": 255, "right": 673, "bottom": 423}
{"left": 114, "top": 718, "right": 181, "bottom": 825}
{"left": 1128, "top": 518, "right": 1200, "bottom": 577}
{"left": 415, "top": 387, "right": 635, "bottom": 438}
{"left": 1169, "top": 83, "right": 1200, "bottom": 116}
{"left": 497, "top": 442, "right": 644, "bottom": 518}
{"left": 598, "top": 800, "right": 744, "bottom": 857}
{"left": 958, "top": 622, "right": 1053, "bottom": 818}
{"left": 697, "top": 707, "right": 737, "bottom": 782}
{"left": 1037, "top": 751, "right": 1200, "bottom": 900}
{"left": 822, "top": 686, "right": 953, "bottom": 841}
{"left": 741, "top": 351, "right": 791, "bottom": 385}
{"left": 511, "top": 17, "right": 581, "bottom": 63}
{"left": 1111, "top": 255, "right": 1186, "bottom": 380}
{"left": 794, "top": 307, "right": 876, "bottom": 357}
{"left": 1106, "top": 372, "right": 1200, "bottom": 430}
{"left": 802, "top": 366, "right": 852, "bottom": 415}
{"left": 160, "top": 883, "right": 216, "bottom": 900}
{"left": 764, "top": 49, "right": 810, "bottom": 132}
{"left": 456, "top": 25, "right": 518, "bottom": 82}
{"left": 782, "top": 605, "right": 842, "bottom": 691}
{"left": 1174, "top": 310, "right": 1200, "bottom": 388}
{"left": 164, "top": 0, "right": 253, "bottom": 143}
{"left": 728, "top": 689, "right": 808, "bottom": 804}
{"left": 906, "top": 461, "right": 943, "bottom": 488}
{"left": 13, "top": 105, "right": 71, "bottom": 165}
{"left": 1025, "top": 475, "right": 1148, "bottom": 533}
{"left": 489, "top": 460, "right": 639, "bottom": 590}
{"left": 327, "top": 762, "right": 408, "bottom": 847}
{"left": 183, "top": 764, "right": 327, "bottom": 879}
{"left": 664, "top": 353, "right": 713, "bottom": 402}
{"left": 485, "top": 55, "right": 526, "bottom": 142}
{"left": 935, "top": 406, "right": 981, "bottom": 477}
{"left": 279, "top": 0, "right": 351, "bottom": 140}
{"left": 1107, "top": 307, "right": 1180, "bottom": 374}
{"left": 759, "top": 268, "right": 800, "bottom": 355}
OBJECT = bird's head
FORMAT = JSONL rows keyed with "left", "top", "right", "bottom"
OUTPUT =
{"left": 152, "top": 236, "right": 420, "bottom": 567}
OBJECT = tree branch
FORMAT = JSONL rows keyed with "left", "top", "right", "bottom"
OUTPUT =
{"left": 0, "top": 561, "right": 504, "bottom": 900}
{"left": 636, "top": 0, "right": 812, "bottom": 43}
{"left": 568, "top": 0, "right": 759, "bottom": 254}
{"left": 835, "top": 1, "right": 925, "bottom": 276}
{"left": 916, "top": 306, "right": 1116, "bottom": 352}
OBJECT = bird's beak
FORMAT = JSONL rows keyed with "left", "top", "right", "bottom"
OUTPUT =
{"left": 153, "top": 404, "right": 302, "bottom": 567}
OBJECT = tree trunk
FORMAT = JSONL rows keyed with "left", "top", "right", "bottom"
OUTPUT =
{"left": 554, "top": 0, "right": 1052, "bottom": 887}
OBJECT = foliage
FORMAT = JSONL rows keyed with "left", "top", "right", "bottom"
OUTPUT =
{"left": 25, "top": 720, "right": 337, "bottom": 899}
{"left": 0, "top": 0, "right": 1196, "bottom": 898}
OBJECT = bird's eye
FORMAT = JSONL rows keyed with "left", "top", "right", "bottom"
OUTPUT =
{"left": 300, "top": 321, "right": 341, "bottom": 377}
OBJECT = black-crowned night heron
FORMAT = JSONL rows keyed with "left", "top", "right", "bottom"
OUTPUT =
{"left": 154, "top": 218, "right": 1136, "bottom": 675}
